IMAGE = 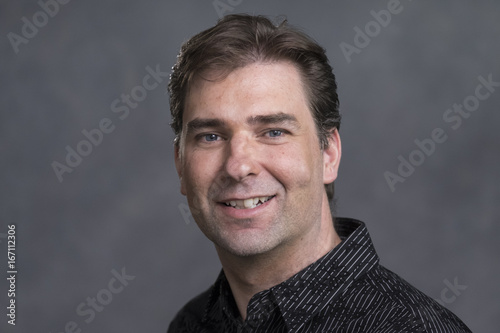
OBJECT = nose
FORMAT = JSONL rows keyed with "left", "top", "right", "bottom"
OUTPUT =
{"left": 222, "top": 134, "right": 261, "bottom": 182}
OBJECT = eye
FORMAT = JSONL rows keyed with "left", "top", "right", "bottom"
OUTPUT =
{"left": 203, "top": 134, "right": 220, "bottom": 142}
{"left": 267, "top": 129, "right": 283, "bottom": 138}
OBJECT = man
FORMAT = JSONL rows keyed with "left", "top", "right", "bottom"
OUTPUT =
{"left": 167, "top": 14, "right": 471, "bottom": 332}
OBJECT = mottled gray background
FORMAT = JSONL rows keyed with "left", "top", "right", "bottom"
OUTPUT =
{"left": 1, "top": 0, "right": 499, "bottom": 332}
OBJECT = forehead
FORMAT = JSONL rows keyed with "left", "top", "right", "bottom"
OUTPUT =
{"left": 184, "top": 61, "right": 311, "bottom": 123}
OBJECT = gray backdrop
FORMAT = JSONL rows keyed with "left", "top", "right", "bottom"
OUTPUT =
{"left": 1, "top": 1, "right": 499, "bottom": 332}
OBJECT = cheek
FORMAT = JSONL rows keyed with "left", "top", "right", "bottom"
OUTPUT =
{"left": 268, "top": 143, "right": 320, "bottom": 189}
{"left": 183, "top": 151, "right": 221, "bottom": 196}
{"left": 183, "top": 169, "right": 212, "bottom": 221}
{"left": 184, "top": 167, "right": 209, "bottom": 195}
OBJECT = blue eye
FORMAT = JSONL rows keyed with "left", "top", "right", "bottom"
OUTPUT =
{"left": 204, "top": 134, "right": 219, "bottom": 142}
{"left": 268, "top": 130, "right": 283, "bottom": 137}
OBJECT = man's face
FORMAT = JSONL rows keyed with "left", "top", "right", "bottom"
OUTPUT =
{"left": 175, "top": 61, "right": 340, "bottom": 257}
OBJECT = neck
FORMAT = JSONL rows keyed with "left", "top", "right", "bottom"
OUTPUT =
{"left": 216, "top": 196, "right": 341, "bottom": 320}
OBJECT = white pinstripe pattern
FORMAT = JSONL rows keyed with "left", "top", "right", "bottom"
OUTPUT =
{"left": 168, "top": 218, "right": 472, "bottom": 333}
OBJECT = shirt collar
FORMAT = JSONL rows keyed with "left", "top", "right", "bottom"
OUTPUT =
{"left": 203, "top": 218, "right": 379, "bottom": 331}
{"left": 274, "top": 218, "right": 379, "bottom": 330}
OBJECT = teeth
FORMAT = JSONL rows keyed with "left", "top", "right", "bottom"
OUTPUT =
{"left": 225, "top": 196, "right": 273, "bottom": 209}
{"left": 243, "top": 199, "right": 254, "bottom": 208}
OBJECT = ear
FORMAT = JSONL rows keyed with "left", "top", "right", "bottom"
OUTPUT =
{"left": 174, "top": 144, "right": 187, "bottom": 196}
{"left": 323, "top": 128, "right": 342, "bottom": 184}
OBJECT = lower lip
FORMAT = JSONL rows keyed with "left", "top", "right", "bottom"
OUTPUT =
{"left": 218, "top": 196, "right": 275, "bottom": 220}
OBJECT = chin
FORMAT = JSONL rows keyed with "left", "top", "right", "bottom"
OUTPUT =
{"left": 216, "top": 233, "right": 279, "bottom": 257}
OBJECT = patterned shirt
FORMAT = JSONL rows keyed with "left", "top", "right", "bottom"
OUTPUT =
{"left": 168, "top": 218, "right": 472, "bottom": 332}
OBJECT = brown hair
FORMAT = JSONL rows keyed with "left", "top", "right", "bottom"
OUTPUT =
{"left": 169, "top": 14, "right": 341, "bottom": 201}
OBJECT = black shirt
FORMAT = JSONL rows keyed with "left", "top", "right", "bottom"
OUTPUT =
{"left": 168, "top": 218, "right": 472, "bottom": 332}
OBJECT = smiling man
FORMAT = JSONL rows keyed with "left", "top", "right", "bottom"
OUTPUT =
{"left": 167, "top": 14, "right": 471, "bottom": 333}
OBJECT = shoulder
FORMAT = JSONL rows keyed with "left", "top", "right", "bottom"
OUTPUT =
{"left": 167, "top": 287, "right": 213, "bottom": 333}
{"left": 342, "top": 265, "right": 472, "bottom": 332}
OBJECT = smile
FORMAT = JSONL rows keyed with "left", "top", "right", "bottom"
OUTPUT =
{"left": 223, "top": 195, "right": 275, "bottom": 209}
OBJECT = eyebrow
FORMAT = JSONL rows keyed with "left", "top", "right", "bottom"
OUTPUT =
{"left": 186, "top": 118, "right": 227, "bottom": 133}
{"left": 247, "top": 113, "right": 300, "bottom": 129}
{"left": 185, "top": 112, "right": 300, "bottom": 134}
